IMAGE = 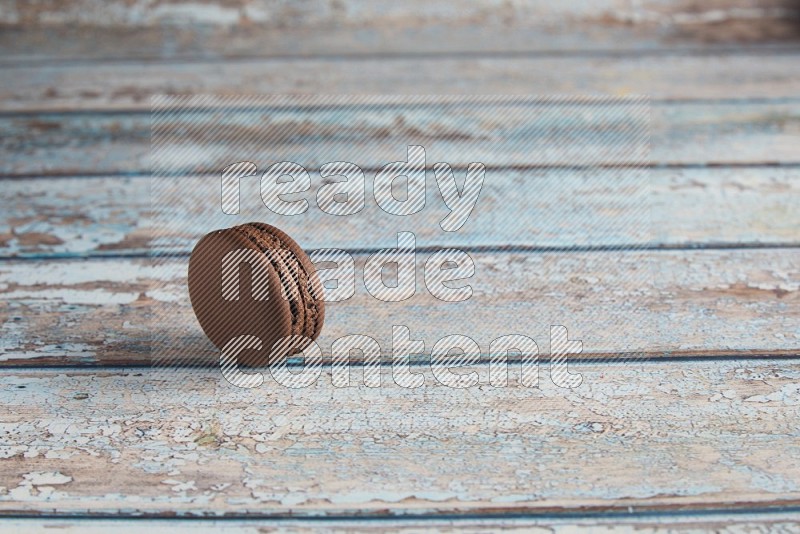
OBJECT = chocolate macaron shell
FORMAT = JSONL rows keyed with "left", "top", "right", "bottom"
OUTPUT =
{"left": 244, "top": 222, "right": 325, "bottom": 341}
{"left": 230, "top": 223, "right": 308, "bottom": 338}
{"left": 188, "top": 228, "right": 293, "bottom": 366}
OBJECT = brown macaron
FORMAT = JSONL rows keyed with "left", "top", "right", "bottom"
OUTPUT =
{"left": 188, "top": 222, "right": 324, "bottom": 365}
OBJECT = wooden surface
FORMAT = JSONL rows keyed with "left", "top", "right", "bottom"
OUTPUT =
{"left": 3, "top": 101, "right": 800, "bottom": 177}
{"left": 1, "top": 361, "right": 800, "bottom": 517}
{"left": 3, "top": 167, "right": 798, "bottom": 258}
{"left": 4, "top": 55, "right": 800, "bottom": 113}
{"left": 5, "top": 515, "right": 800, "bottom": 533}
{"left": 1, "top": 249, "right": 798, "bottom": 366}
{"left": 2, "top": 0, "right": 799, "bottom": 64}
{"left": 0, "top": 0, "right": 799, "bottom": 529}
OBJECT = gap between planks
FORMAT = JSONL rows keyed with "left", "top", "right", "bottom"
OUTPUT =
{"left": 4, "top": 43, "right": 800, "bottom": 69}
{"left": 5, "top": 244, "right": 800, "bottom": 263}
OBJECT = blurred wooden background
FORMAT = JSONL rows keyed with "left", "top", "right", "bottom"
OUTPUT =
{"left": 1, "top": 0, "right": 799, "bottom": 530}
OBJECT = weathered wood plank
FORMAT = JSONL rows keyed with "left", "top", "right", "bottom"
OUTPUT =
{"left": 1, "top": 249, "right": 797, "bottom": 366}
{"left": 2, "top": 54, "right": 800, "bottom": 113}
{"left": 1, "top": 167, "right": 798, "bottom": 258}
{"left": 1, "top": 360, "right": 799, "bottom": 516}
{"left": 0, "top": 0, "right": 655, "bottom": 27}
{"left": 2, "top": 513, "right": 800, "bottom": 531}
{"left": 2, "top": 101, "right": 798, "bottom": 177}
{"left": 2, "top": 0, "right": 798, "bottom": 64}
{"left": 5, "top": 28, "right": 798, "bottom": 68}
{"left": 5, "top": 0, "right": 794, "bottom": 31}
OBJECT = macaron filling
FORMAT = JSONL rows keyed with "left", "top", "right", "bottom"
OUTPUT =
{"left": 232, "top": 223, "right": 321, "bottom": 341}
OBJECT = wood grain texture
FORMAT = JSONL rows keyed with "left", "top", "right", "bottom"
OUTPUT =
{"left": 2, "top": 53, "right": 800, "bottom": 113}
{"left": 1, "top": 167, "right": 798, "bottom": 258}
{"left": 2, "top": 0, "right": 799, "bottom": 522}
{"left": 1, "top": 249, "right": 797, "bottom": 366}
{"left": 5, "top": 28, "right": 799, "bottom": 68}
{"left": 2, "top": 100, "right": 799, "bottom": 177}
{"left": 2, "top": 0, "right": 798, "bottom": 64}
{"left": 1, "top": 360, "right": 800, "bottom": 516}
{"left": 3, "top": 513, "right": 800, "bottom": 532}
{"left": 4, "top": 0, "right": 794, "bottom": 29}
